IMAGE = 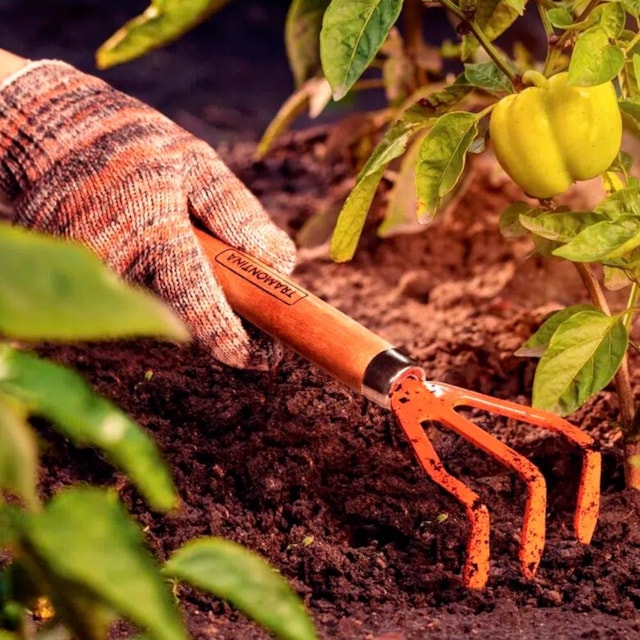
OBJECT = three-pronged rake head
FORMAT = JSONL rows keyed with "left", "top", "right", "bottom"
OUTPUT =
{"left": 390, "top": 373, "right": 601, "bottom": 589}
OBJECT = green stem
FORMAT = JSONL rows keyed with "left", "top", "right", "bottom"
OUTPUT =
{"left": 536, "top": 0, "right": 555, "bottom": 74}
{"left": 574, "top": 262, "right": 635, "bottom": 430}
{"left": 434, "top": 0, "right": 518, "bottom": 86}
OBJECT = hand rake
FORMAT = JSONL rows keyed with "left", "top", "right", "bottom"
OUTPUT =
{"left": 194, "top": 227, "right": 601, "bottom": 589}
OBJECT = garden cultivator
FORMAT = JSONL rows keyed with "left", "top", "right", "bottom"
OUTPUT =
{"left": 195, "top": 227, "right": 601, "bottom": 589}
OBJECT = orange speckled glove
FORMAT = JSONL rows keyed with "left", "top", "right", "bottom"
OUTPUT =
{"left": 0, "top": 60, "right": 296, "bottom": 370}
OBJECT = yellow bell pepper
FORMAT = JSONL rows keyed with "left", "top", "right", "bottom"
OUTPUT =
{"left": 489, "top": 70, "right": 622, "bottom": 199}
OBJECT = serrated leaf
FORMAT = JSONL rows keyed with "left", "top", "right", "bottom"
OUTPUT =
{"left": 330, "top": 119, "right": 421, "bottom": 261}
{"left": 24, "top": 488, "right": 185, "bottom": 640}
{"left": 416, "top": 112, "right": 478, "bottom": 222}
{"left": 461, "top": 0, "right": 521, "bottom": 59}
{"left": 0, "top": 397, "right": 38, "bottom": 510}
{"left": 286, "top": 0, "right": 331, "bottom": 87}
{"left": 499, "top": 201, "right": 540, "bottom": 238}
{"left": 553, "top": 216, "right": 640, "bottom": 262}
{"left": 0, "top": 347, "right": 177, "bottom": 512}
{"left": 547, "top": 7, "right": 573, "bottom": 28}
{"left": 96, "top": 0, "right": 231, "bottom": 68}
{"left": 519, "top": 211, "right": 610, "bottom": 243}
{"left": 464, "top": 62, "right": 514, "bottom": 93}
{"left": 532, "top": 310, "right": 628, "bottom": 415}
{"left": 320, "top": 0, "right": 403, "bottom": 100}
{"left": 0, "top": 224, "right": 188, "bottom": 343}
{"left": 165, "top": 538, "right": 316, "bottom": 640}
{"left": 256, "top": 78, "right": 332, "bottom": 159}
{"left": 516, "top": 304, "right": 594, "bottom": 357}
{"left": 568, "top": 27, "right": 625, "bottom": 85}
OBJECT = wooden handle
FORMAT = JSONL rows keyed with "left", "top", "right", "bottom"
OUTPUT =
{"left": 194, "top": 227, "right": 394, "bottom": 394}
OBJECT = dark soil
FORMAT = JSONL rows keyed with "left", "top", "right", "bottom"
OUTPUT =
{"left": 3, "top": 2, "right": 640, "bottom": 639}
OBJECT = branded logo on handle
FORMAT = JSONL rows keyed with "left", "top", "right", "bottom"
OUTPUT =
{"left": 215, "top": 250, "right": 307, "bottom": 305}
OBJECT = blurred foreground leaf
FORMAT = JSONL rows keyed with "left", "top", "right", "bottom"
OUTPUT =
{"left": 24, "top": 489, "right": 185, "bottom": 640}
{"left": 96, "top": 0, "right": 232, "bottom": 68}
{"left": 165, "top": 538, "right": 317, "bottom": 640}
{"left": 0, "top": 224, "right": 188, "bottom": 343}
{"left": 0, "top": 347, "right": 177, "bottom": 512}
{"left": 0, "top": 397, "right": 38, "bottom": 509}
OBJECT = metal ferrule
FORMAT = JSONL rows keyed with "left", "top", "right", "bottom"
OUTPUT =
{"left": 361, "top": 348, "right": 425, "bottom": 409}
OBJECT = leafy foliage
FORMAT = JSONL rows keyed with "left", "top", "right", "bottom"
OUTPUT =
{"left": 0, "top": 228, "right": 317, "bottom": 639}
{"left": 96, "top": 0, "right": 640, "bottom": 486}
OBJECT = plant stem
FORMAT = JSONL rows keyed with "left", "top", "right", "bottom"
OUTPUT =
{"left": 574, "top": 262, "right": 636, "bottom": 430}
{"left": 404, "top": 0, "right": 428, "bottom": 87}
{"left": 434, "top": 0, "right": 518, "bottom": 86}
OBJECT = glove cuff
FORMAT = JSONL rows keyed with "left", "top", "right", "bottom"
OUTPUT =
{"left": 0, "top": 60, "right": 119, "bottom": 201}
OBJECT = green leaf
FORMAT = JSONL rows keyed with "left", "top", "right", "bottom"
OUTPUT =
{"left": 503, "top": 0, "right": 526, "bottom": 14}
{"left": 620, "top": 98, "right": 640, "bottom": 131}
{"left": 320, "top": 0, "right": 403, "bottom": 100}
{"left": 330, "top": 119, "right": 421, "bottom": 261}
{"left": 553, "top": 216, "right": 640, "bottom": 262}
{"left": 403, "top": 74, "right": 471, "bottom": 122}
{"left": 461, "top": 0, "right": 521, "bottom": 59}
{"left": 256, "top": 78, "right": 332, "bottom": 159}
{"left": 595, "top": 184, "right": 640, "bottom": 217}
{"left": 378, "top": 130, "right": 428, "bottom": 237}
{"left": 623, "top": 0, "right": 640, "bottom": 15}
{"left": 165, "top": 538, "right": 317, "bottom": 640}
{"left": 359, "top": 119, "right": 421, "bottom": 178}
{"left": 330, "top": 170, "right": 384, "bottom": 262}
{"left": 519, "top": 210, "right": 610, "bottom": 243}
{"left": 532, "top": 310, "right": 628, "bottom": 415}
{"left": 286, "top": 0, "right": 332, "bottom": 87}
{"left": 603, "top": 265, "right": 632, "bottom": 290}
{"left": 499, "top": 201, "right": 540, "bottom": 238}
{"left": 24, "top": 488, "right": 186, "bottom": 640}
{"left": 0, "top": 224, "right": 188, "bottom": 343}
{"left": 588, "top": 2, "right": 626, "bottom": 38}
{"left": 0, "top": 347, "right": 177, "bottom": 512}
{"left": 416, "top": 112, "right": 479, "bottom": 222}
{"left": 515, "top": 304, "right": 595, "bottom": 357}
{"left": 464, "top": 62, "right": 514, "bottom": 93}
{"left": 0, "top": 397, "right": 38, "bottom": 510}
{"left": 547, "top": 7, "right": 574, "bottom": 28}
{"left": 568, "top": 27, "right": 625, "bottom": 85}
{"left": 0, "top": 503, "right": 22, "bottom": 548}
{"left": 96, "top": 0, "right": 232, "bottom": 68}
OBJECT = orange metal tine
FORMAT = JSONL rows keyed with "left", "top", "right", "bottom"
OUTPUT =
{"left": 426, "top": 380, "right": 601, "bottom": 545}
{"left": 390, "top": 378, "right": 491, "bottom": 589}
{"left": 390, "top": 373, "right": 547, "bottom": 583}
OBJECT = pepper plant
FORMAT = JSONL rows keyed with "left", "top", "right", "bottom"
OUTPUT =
{"left": 97, "top": 1, "right": 640, "bottom": 488}
{"left": 0, "top": 224, "right": 316, "bottom": 640}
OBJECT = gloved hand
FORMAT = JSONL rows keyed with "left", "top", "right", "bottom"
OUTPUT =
{"left": 0, "top": 60, "right": 296, "bottom": 370}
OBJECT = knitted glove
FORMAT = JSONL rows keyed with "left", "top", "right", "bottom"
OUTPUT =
{"left": 0, "top": 60, "right": 296, "bottom": 370}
